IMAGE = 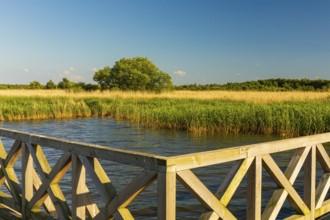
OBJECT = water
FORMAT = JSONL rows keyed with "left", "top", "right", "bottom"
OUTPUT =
{"left": 0, "top": 118, "right": 326, "bottom": 219}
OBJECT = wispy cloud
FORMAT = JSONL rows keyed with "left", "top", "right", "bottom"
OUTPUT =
{"left": 236, "top": 72, "right": 241, "bottom": 76}
{"left": 91, "top": 67, "right": 98, "bottom": 73}
{"left": 63, "top": 70, "right": 71, "bottom": 75}
{"left": 256, "top": 62, "right": 262, "bottom": 66}
{"left": 63, "top": 67, "right": 75, "bottom": 75}
{"left": 23, "top": 68, "right": 29, "bottom": 73}
{"left": 174, "top": 70, "right": 186, "bottom": 77}
{"left": 70, "top": 75, "right": 84, "bottom": 81}
{"left": 59, "top": 67, "right": 85, "bottom": 82}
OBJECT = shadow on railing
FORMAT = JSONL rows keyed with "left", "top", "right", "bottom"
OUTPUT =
{"left": 0, "top": 128, "right": 330, "bottom": 219}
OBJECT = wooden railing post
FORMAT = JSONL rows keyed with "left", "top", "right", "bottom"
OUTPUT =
{"left": 72, "top": 154, "right": 87, "bottom": 220}
{"left": 304, "top": 145, "right": 316, "bottom": 218}
{"left": 157, "top": 168, "right": 176, "bottom": 220}
{"left": 247, "top": 156, "right": 262, "bottom": 220}
{"left": 22, "top": 142, "right": 33, "bottom": 220}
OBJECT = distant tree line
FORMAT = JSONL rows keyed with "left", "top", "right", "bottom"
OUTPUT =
{"left": 28, "top": 78, "right": 100, "bottom": 91}
{"left": 0, "top": 57, "right": 173, "bottom": 92}
{"left": 175, "top": 78, "right": 330, "bottom": 91}
{"left": 1, "top": 61, "right": 330, "bottom": 93}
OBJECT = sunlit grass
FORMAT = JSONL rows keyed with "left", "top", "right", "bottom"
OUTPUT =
{"left": 1, "top": 90, "right": 330, "bottom": 137}
{"left": 1, "top": 89, "right": 330, "bottom": 103}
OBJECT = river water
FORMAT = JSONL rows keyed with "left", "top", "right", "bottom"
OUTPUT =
{"left": 0, "top": 118, "right": 326, "bottom": 219}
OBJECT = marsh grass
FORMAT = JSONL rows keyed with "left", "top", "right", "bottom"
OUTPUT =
{"left": 1, "top": 90, "right": 330, "bottom": 103}
{"left": 1, "top": 90, "right": 330, "bottom": 137}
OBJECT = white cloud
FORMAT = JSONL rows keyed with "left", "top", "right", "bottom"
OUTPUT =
{"left": 236, "top": 72, "right": 241, "bottom": 76}
{"left": 63, "top": 70, "right": 71, "bottom": 75}
{"left": 70, "top": 74, "right": 84, "bottom": 81}
{"left": 63, "top": 67, "right": 75, "bottom": 75}
{"left": 256, "top": 62, "right": 262, "bottom": 66}
{"left": 23, "top": 68, "right": 29, "bottom": 73}
{"left": 174, "top": 70, "right": 186, "bottom": 77}
{"left": 91, "top": 67, "right": 98, "bottom": 73}
{"left": 59, "top": 67, "right": 84, "bottom": 82}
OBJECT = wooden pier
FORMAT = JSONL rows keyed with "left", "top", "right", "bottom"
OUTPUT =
{"left": 0, "top": 128, "right": 330, "bottom": 219}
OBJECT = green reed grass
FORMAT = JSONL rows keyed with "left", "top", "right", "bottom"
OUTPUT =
{"left": 0, "top": 96, "right": 91, "bottom": 121}
{"left": 1, "top": 96, "right": 330, "bottom": 137}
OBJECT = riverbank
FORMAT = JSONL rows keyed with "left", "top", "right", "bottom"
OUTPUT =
{"left": 1, "top": 90, "right": 330, "bottom": 137}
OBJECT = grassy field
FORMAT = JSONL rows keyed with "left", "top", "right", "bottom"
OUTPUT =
{"left": 1, "top": 90, "right": 330, "bottom": 137}
{"left": 1, "top": 89, "right": 330, "bottom": 103}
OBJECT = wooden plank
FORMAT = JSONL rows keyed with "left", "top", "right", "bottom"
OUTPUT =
{"left": 285, "top": 146, "right": 311, "bottom": 182}
{"left": 177, "top": 169, "right": 236, "bottom": 220}
{"left": 0, "top": 160, "right": 22, "bottom": 207}
{"left": 315, "top": 199, "right": 330, "bottom": 218}
{"left": 284, "top": 214, "right": 309, "bottom": 220}
{"left": 167, "top": 147, "right": 246, "bottom": 171}
{"left": 216, "top": 160, "right": 242, "bottom": 198}
{"left": 201, "top": 159, "right": 253, "bottom": 220}
{"left": 79, "top": 155, "right": 117, "bottom": 203}
{"left": 71, "top": 156, "right": 100, "bottom": 219}
{"left": 315, "top": 173, "right": 330, "bottom": 209}
{"left": 316, "top": 144, "right": 330, "bottom": 172}
{"left": 0, "top": 140, "right": 22, "bottom": 204}
{"left": 167, "top": 133, "right": 330, "bottom": 171}
{"left": 262, "top": 154, "right": 310, "bottom": 215}
{"left": 4, "top": 140, "right": 22, "bottom": 168}
{"left": 26, "top": 148, "right": 72, "bottom": 220}
{"left": 0, "top": 140, "right": 23, "bottom": 205}
{"left": 22, "top": 142, "right": 34, "bottom": 220}
{"left": 32, "top": 169, "right": 56, "bottom": 214}
{"left": 220, "top": 157, "right": 254, "bottom": 206}
{"left": 157, "top": 170, "right": 176, "bottom": 220}
{"left": 247, "top": 133, "right": 330, "bottom": 158}
{"left": 0, "top": 138, "right": 8, "bottom": 159}
{"left": 94, "top": 170, "right": 157, "bottom": 220}
{"left": 304, "top": 145, "right": 316, "bottom": 218}
{"left": 262, "top": 146, "right": 311, "bottom": 220}
{"left": 72, "top": 154, "right": 87, "bottom": 219}
{"left": 113, "top": 208, "right": 134, "bottom": 220}
{"left": 34, "top": 144, "right": 52, "bottom": 174}
{"left": 0, "top": 191, "right": 21, "bottom": 216}
{"left": 0, "top": 128, "right": 168, "bottom": 170}
{"left": 199, "top": 211, "right": 220, "bottom": 220}
{"left": 247, "top": 156, "right": 262, "bottom": 220}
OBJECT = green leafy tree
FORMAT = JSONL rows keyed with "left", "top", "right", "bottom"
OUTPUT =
{"left": 93, "top": 66, "right": 112, "bottom": 90}
{"left": 45, "top": 80, "right": 57, "bottom": 89}
{"left": 58, "top": 78, "right": 74, "bottom": 89}
{"left": 29, "top": 81, "right": 43, "bottom": 89}
{"left": 93, "top": 57, "right": 173, "bottom": 91}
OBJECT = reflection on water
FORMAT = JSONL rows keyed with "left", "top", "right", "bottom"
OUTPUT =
{"left": 0, "top": 117, "right": 279, "bottom": 156}
{"left": 1, "top": 118, "right": 324, "bottom": 219}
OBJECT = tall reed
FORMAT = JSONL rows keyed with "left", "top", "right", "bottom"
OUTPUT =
{"left": 1, "top": 95, "right": 329, "bottom": 137}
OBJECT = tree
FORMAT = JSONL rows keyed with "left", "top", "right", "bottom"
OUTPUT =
{"left": 93, "top": 66, "right": 112, "bottom": 90}
{"left": 58, "top": 78, "right": 74, "bottom": 89}
{"left": 45, "top": 80, "right": 57, "bottom": 89}
{"left": 29, "top": 81, "right": 43, "bottom": 89}
{"left": 93, "top": 57, "right": 173, "bottom": 91}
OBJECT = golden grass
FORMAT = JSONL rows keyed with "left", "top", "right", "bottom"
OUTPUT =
{"left": 0, "top": 89, "right": 329, "bottom": 103}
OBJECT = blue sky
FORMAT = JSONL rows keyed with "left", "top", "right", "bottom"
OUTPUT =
{"left": 0, "top": 0, "right": 329, "bottom": 85}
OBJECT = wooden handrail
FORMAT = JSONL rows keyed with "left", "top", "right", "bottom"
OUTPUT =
{"left": 0, "top": 127, "right": 330, "bottom": 219}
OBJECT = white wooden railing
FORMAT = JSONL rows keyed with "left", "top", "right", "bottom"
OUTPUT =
{"left": 0, "top": 128, "right": 330, "bottom": 219}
